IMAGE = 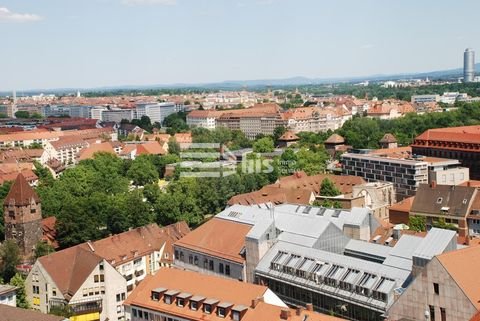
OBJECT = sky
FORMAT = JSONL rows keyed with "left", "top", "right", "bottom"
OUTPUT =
{"left": 1, "top": 0, "right": 480, "bottom": 91}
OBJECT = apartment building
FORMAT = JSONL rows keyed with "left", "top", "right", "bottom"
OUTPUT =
{"left": 342, "top": 148, "right": 468, "bottom": 200}
{"left": 186, "top": 110, "right": 223, "bottom": 129}
{"left": 388, "top": 246, "right": 480, "bottom": 321}
{"left": 26, "top": 245, "right": 128, "bottom": 321}
{"left": 124, "top": 268, "right": 344, "bottom": 321}
{"left": 409, "top": 183, "right": 479, "bottom": 238}
{"left": 283, "top": 106, "right": 351, "bottom": 133}
{"left": 102, "top": 109, "right": 135, "bottom": 123}
{"left": 42, "top": 136, "right": 88, "bottom": 165}
{"left": 0, "top": 127, "right": 117, "bottom": 149}
{"left": 78, "top": 222, "right": 190, "bottom": 293}
{"left": 41, "top": 105, "right": 93, "bottom": 118}
{"left": 135, "top": 102, "right": 179, "bottom": 125}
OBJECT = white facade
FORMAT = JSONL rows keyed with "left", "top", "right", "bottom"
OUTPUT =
{"left": 0, "top": 285, "right": 17, "bottom": 307}
{"left": 26, "top": 258, "right": 127, "bottom": 321}
{"left": 135, "top": 102, "right": 178, "bottom": 125}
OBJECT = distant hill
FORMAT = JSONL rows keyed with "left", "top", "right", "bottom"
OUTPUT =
{"left": 3, "top": 63, "right": 480, "bottom": 95}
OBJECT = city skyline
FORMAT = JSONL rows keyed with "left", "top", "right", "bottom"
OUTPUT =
{"left": 1, "top": 0, "right": 480, "bottom": 91}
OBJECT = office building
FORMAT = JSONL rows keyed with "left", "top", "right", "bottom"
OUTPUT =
{"left": 411, "top": 125, "right": 480, "bottom": 180}
{"left": 464, "top": 48, "right": 476, "bottom": 83}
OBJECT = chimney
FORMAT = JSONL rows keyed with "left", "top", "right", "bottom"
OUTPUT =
{"left": 305, "top": 303, "right": 313, "bottom": 311}
{"left": 430, "top": 180, "right": 436, "bottom": 189}
{"left": 296, "top": 307, "right": 303, "bottom": 316}
{"left": 280, "top": 309, "right": 291, "bottom": 320}
{"left": 251, "top": 297, "right": 263, "bottom": 308}
{"left": 468, "top": 181, "right": 471, "bottom": 187}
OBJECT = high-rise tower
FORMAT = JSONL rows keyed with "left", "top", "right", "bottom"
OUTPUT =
{"left": 464, "top": 48, "right": 475, "bottom": 83}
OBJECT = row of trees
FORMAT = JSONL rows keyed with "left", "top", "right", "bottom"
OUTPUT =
{"left": 338, "top": 101, "right": 480, "bottom": 149}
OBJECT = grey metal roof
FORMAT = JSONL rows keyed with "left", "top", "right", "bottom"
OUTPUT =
{"left": 190, "top": 295, "right": 206, "bottom": 302}
{"left": 164, "top": 290, "right": 180, "bottom": 296}
{"left": 256, "top": 241, "right": 409, "bottom": 310}
{"left": 412, "top": 228, "right": 457, "bottom": 260}
{"left": 219, "top": 204, "right": 371, "bottom": 240}
{"left": 345, "top": 239, "right": 392, "bottom": 260}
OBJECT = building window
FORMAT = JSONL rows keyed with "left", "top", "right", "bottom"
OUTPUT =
{"left": 164, "top": 295, "right": 172, "bottom": 304}
{"left": 225, "top": 265, "right": 230, "bottom": 276}
{"left": 209, "top": 260, "right": 214, "bottom": 271}
{"left": 190, "top": 301, "right": 198, "bottom": 311}
{"left": 132, "top": 308, "right": 137, "bottom": 317}
{"left": 177, "top": 298, "right": 185, "bottom": 307}
{"left": 434, "top": 283, "right": 439, "bottom": 295}
{"left": 188, "top": 255, "right": 193, "bottom": 264}
{"left": 94, "top": 275, "right": 99, "bottom": 283}
{"left": 232, "top": 311, "right": 240, "bottom": 321}
{"left": 117, "top": 294, "right": 121, "bottom": 302}
{"left": 429, "top": 305, "right": 435, "bottom": 321}
{"left": 440, "top": 307, "right": 446, "bottom": 321}
{"left": 217, "top": 307, "right": 226, "bottom": 318}
{"left": 219, "top": 263, "right": 224, "bottom": 274}
{"left": 204, "top": 304, "right": 212, "bottom": 314}
{"left": 194, "top": 256, "right": 198, "bottom": 265}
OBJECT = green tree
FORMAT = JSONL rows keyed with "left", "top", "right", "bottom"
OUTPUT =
{"left": 253, "top": 137, "right": 275, "bottom": 153}
{"left": 409, "top": 216, "right": 426, "bottom": 232}
{"left": 273, "top": 126, "right": 287, "bottom": 145}
{"left": 168, "top": 139, "right": 181, "bottom": 156}
{"left": 10, "top": 273, "right": 29, "bottom": 308}
{"left": 127, "top": 156, "right": 159, "bottom": 186}
{"left": 14, "top": 111, "right": 30, "bottom": 119}
{"left": 0, "top": 240, "right": 20, "bottom": 283}
{"left": 34, "top": 241, "right": 55, "bottom": 260}
{"left": 296, "top": 148, "right": 329, "bottom": 175}
{"left": 320, "top": 178, "right": 341, "bottom": 196}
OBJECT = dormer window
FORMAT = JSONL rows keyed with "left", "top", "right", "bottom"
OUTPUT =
{"left": 152, "top": 292, "right": 160, "bottom": 301}
{"left": 190, "top": 301, "right": 198, "bottom": 310}
{"left": 164, "top": 295, "right": 172, "bottom": 304}
{"left": 232, "top": 311, "right": 240, "bottom": 321}
{"left": 436, "top": 197, "right": 443, "bottom": 204}
{"left": 177, "top": 298, "right": 185, "bottom": 307}
{"left": 204, "top": 304, "right": 212, "bottom": 314}
{"left": 217, "top": 307, "right": 226, "bottom": 318}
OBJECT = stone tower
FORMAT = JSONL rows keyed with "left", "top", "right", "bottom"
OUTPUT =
{"left": 3, "top": 173, "right": 42, "bottom": 260}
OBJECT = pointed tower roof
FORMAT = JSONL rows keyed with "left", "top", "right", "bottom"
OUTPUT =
{"left": 3, "top": 173, "right": 40, "bottom": 206}
{"left": 380, "top": 133, "right": 397, "bottom": 143}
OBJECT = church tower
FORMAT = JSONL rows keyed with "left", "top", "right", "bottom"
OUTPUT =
{"left": 3, "top": 173, "right": 42, "bottom": 260}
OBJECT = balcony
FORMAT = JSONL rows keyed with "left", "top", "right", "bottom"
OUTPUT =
{"left": 50, "top": 297, "right": 103, "bottom": 316}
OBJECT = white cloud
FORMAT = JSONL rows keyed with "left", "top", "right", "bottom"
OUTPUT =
{"left": 122, "top": 0, "right": 177, "bottom": 5}
{"left": 0, "top": 7, "right": 43, "bottom": 23}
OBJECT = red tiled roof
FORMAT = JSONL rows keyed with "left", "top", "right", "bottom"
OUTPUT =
{"left": 437, "top": 245, "right": 480, "bottom": 309}
{"left": 38, "top": 245, "right": 103, "bottom": 300}
{"left": 175, "top": 218, "right": 252, "bottom": 264}
{"left": 3, "top": 173, "right": 40, "bottom": 206}
{"left": 0, "top": 304, "right": 64, "bottom": 321}
{"left": 79, "top": 222, "right": 190, "bottom": 266}
{"left": 276, "top": 171, "right": 365, "bottom": 195}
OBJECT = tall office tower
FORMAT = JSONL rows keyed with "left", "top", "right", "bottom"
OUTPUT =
{"left": 464, "top": 48, "right": 475, "bottom": 83}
